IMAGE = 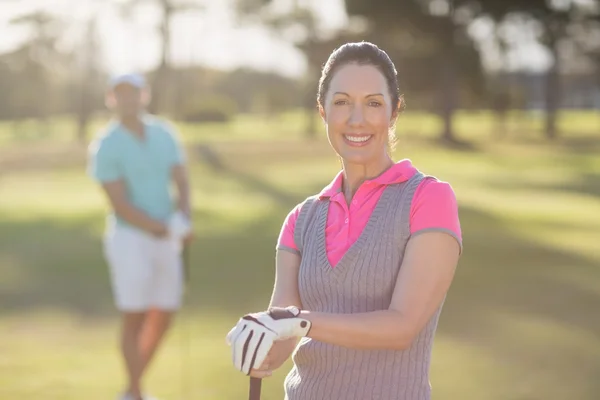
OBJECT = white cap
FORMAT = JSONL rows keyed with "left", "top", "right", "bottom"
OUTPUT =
{"left": 108, "top": 73, "right": 146, "bottom": 89}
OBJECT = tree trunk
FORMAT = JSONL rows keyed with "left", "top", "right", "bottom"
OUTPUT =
{"left": 302, "top": 59, "right": 318, "bottom": 140}
{"left": 149, "top": 1, "right": 172, "bottom": 115}
{"left": 76, "top": 18, "right": 98, "bottom": 143}
{"left": 305, "top": 104, "right": 317, "bottom": 140}
{"left": 492, "top": 87, "right": 510, "bottom": 140}
{"left": 439, "top": 25, "right": 456, "bottom": 143}
{"left": 77, "top": 97, "right": 89, "bottom": 143}
{"left": 545, "top": 41, "right": 560, "bottom": 140}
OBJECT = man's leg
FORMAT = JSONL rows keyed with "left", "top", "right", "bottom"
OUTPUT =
{"left": 139, "top": 308, "right": 175, "bottom": 374}
{"left": 121, "top": 311, "right": 147, "bottom": 400}
{"left": 104, "top": 224, "right": 154, "bottom": 400}
{"left": 137, "top": 238, "right": 184, "bottom": 377}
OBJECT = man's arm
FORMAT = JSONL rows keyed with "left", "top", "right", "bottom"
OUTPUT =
{"left": 171, "top": 164, "right": 191, "bottom": 218}
{"left": 101, "top": 180, "right": 167, "bottom": 236}
{"left": 88, "top": 136, "right": 167, "bottom": 236}
{"left": 166, "top": 122, "right": 191, "bottom": 219}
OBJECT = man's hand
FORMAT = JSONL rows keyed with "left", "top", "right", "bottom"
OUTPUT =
{"left": 101, "top": 180, "right": 170, "bottom": 237}
{"left": 225, "top": 306, "right": 311, "bottom": 375}
{"left": 151, "top": 222, "right": 169, "bottom": 238}
{"left": 168, "top": 210, "right": 192, "bottom": 242}
{"left": 182, "top": 230, "right": 194, "bottom": 245}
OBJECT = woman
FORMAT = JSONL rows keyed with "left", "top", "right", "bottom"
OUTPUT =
{"left": 226, "top": 41, "right": 462, "bottom": 400}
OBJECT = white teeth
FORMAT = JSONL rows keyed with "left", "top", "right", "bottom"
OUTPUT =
{"left": 345, "top": 135, "right": 371, "bottom": 143}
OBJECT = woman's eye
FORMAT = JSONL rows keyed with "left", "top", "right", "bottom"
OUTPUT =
{"left": 369, "top": 101, "right": 382, "bottom": 107}
{"left": 334, "top": 100, "right": 348, "bottom": 105}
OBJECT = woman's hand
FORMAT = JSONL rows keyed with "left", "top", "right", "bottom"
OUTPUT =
{"left": 248, "top": 338, "right": 299, "bottom": 378}
{"left": 249, "top": 348, "right": 274, "bottom": 378}
{"left": 226, "top": 306, "right": 311, "bottom": 375}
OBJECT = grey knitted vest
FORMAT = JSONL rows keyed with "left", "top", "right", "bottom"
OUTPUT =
{"left": 283, "top": 171, "right": 443, "bottom": 400}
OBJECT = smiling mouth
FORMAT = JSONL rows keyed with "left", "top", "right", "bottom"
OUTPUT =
{"left": 343, "top": 134, "right": 373, "bottom": 146}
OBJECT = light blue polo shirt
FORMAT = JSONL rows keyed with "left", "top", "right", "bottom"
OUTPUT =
{"left": 87, "top": 114, "right": 186, "bottom": 227}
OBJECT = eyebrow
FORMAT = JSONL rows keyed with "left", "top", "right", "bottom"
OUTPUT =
{"left": 334, "top": 92, "right": 384, "bottom": 97}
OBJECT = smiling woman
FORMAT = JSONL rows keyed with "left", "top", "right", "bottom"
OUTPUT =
{"left": 317, "top": 42, "right": 405, "bottom": 167}
{"left": 225, "top": 41, "right": 463, "bottom": 400}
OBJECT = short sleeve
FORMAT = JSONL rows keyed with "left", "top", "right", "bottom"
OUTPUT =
{"left": 162, "top": 120, "right": 186, "bottom": 166}
{"left": 410, "top": 178, "right": 462, "bottom": 252}
{"left": 276, "top": 203, "right": 302, "bottom": 255}
{"left": 87, "top": 137, "right": 122, "bottom": 183}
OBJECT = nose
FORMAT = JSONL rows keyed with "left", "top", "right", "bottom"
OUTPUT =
{"left": 348, "top": 104, "right": 365, "bottom": 126}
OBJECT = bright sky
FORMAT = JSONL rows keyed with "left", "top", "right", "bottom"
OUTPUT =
{"left": 0, "top": 0, "right": 550, "bottom": 78}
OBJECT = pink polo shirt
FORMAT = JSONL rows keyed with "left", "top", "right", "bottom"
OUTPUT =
{"left": 277, "top": 159, "right": 462, "bottom": 267}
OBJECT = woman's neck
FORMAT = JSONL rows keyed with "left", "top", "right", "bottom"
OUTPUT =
{"left": 341, "top": 155, "right": 395, "bottom": 203}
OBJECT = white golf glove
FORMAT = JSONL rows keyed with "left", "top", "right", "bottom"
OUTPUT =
{"left": 168, "top": 210, "right": 192, "bottom": 240}
{"left": 225, "top": 306, "right": 311, "bottom": 375}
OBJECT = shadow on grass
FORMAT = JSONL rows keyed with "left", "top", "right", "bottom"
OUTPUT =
{"left": 439, "top": 207, "right": 600, "bottom": 337}
{"left": 0, "top": 165, "right": 324, "bottom": 318}
{"left": 1, "top": 172, "right": 599, "bottom": 331}
{"left": 436, "top": 206, "right": 600, "bottom": 394}
{"left": 0, "top": 214, "right": 115, "bottom": 317}
{"left": 1, "top": 167, "right": 599, "bottom": 394}
{"left": 555, "top": 136, "right": 600, "bottom": 154}
{"left": 496, "top": 133, "right": 600, "bottom": 154}
{"left": 480, "top": 171, "right": 600, "bottom": 200}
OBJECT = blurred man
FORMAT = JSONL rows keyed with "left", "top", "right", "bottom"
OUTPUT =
{"left": 87, "top": 73, "right": 192, "bottom": 400}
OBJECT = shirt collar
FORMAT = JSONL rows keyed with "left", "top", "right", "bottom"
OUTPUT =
{"left": 317, "top": 159, "right": 417, "bottom": 200}
{"left": 317, "top": 170, "right": 344, "bottom": 199}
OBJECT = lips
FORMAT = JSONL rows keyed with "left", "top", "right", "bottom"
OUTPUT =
{"left": 343, "top": 134, "right": 373, "bottom": 147}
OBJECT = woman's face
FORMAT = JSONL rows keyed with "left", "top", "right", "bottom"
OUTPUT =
{"left": 321, "top": 63, "right": 396, "bottom": 166}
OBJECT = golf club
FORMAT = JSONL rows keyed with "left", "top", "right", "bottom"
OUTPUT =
{"left": 181, "top": 241, "right": 191, "bottom": 399}
{"left": 249, "top": 377, "right": 262, "bottom": 400}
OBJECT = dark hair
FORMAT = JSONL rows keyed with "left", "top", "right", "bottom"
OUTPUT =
{"left": 317, "top": 41, "right": 405, "bottom": 151}
{"left": 317, "top": 41, "right": 404, "bottom": 112}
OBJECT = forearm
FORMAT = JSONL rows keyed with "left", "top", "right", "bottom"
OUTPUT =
{"left": 113, "top": 201, "right": 165, "bottom": 234}
{"left": 266, "top": 257, "right": 303, "bottom": 367}
{"left": 173, "top": 167, "right": 191, "bottom": 217}
{"left": 176, "top": 184, "right": 190, "bottom": 216}
{"left": 268, "top": 292, "right": 301, "bottom": 354}
{"left": 301, "top": 310, "right": 413, "bottom": 350}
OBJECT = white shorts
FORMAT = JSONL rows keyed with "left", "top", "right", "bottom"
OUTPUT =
{"left": 103, "top": 223, "right": 184, "bottom": 312}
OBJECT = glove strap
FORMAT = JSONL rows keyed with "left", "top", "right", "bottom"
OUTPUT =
{"left": 267, "top": 306, "right": 301, "bottom": 319}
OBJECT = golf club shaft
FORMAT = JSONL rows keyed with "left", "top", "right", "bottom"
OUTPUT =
{"left": 182, "top": 241, "right": 190, "bottom": 399}
{"left": 183, "top": 242, "right": 190, "bottom": 285}
{"left": 249, "top": 377, "right": 262, "bottom": 400}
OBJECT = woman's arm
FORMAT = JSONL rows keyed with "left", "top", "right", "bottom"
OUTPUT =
{"left": 301, "top": 231, "right": 460, "bottom": 350}
{"left": 249, "top": 250, "right": 303, "bottom": 377}
{"left": 269, "top": 250, "right": 303, "bottom": 309}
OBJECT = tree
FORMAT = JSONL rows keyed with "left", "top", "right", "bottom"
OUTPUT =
{"left": 235, "top": 0, "right": 362, "bottom": 139}
{"left": 8, "top": 11, "right": 66, "bottom": 134}
{"left": 117, "top": 0, "right": 205, "bottom": 114}
{"left": 345, "top": 0, "right": 485, "bottom": 143}
{"left": 478, "top": 0, "right": 597, "bottom": 139}
{"left": 74, "top": 16, "right": 104, "bottom": 142}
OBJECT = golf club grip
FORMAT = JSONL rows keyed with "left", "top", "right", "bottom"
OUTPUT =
{"left": 249, "top": 377, "right": 262, "bottom": 400}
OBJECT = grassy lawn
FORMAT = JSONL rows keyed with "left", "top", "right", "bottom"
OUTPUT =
{"left": 0, "top": 112, "right": 599, "bottom": 399}
{"left": 1, "top": 108, "right": 599, "bottom": 146}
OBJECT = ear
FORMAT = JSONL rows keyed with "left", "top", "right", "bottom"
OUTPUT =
{"left": 390, "top": 95, "right": 405, "bottom": 123}
{"left": 141, "top": 87, "right": 152, "bottom": 106}
{"left": 318, "top": 103, "right": 326, "bottom": 122}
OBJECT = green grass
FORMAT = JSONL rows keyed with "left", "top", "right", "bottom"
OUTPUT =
{"left": 1, "top": 108, "right": 600, "bottom": 147}
{"left": 1, "top": 115, "right": 600, "bottom": 399}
